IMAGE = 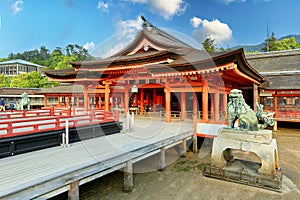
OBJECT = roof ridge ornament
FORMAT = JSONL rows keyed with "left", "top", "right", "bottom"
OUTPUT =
{"left": 141, "top": 15, "right": 157, "bottom": 34}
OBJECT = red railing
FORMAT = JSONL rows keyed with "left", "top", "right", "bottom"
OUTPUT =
{"left": 0, "top": 109, "right": 119, "bottom": 138}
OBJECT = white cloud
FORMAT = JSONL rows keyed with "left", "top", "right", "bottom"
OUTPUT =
{"left": 149, "top": 0, "right": 187, "bottom": 20}
{"left": 126, "top": 0, "right": 188, "bottom": 20}
{"left": 190, "top": 17, "right": 202, "bottom": 28}
{"left": 97, "top": 1, "right": 109, "bottom": 12}
{"left": 101, "top": 42, "right": 127, "bottom": 58}
{"left": 83, "top": 42, "right": 95, "bottom": 51}
{"left": 11, "top": 0, "right": 24, "bottom": 15}
{"left": 117, "top": 16, "right": 143, "bottom": 39}
{"left": 192, "top": 18, "right": 232, "bottom": 45}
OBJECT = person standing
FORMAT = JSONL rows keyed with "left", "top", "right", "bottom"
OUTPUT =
{"left": 0, "top": 98, "right": 5, "bottom": 112}
{"left": 10, "top": 99, "right": 15, "bottom": 111}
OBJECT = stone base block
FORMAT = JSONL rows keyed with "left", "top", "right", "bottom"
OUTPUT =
{"left": 220, "top": 128, "right": 272, "bottom": 144}
{"left": 204, "top": 165, "right": 282, "bottom": 192}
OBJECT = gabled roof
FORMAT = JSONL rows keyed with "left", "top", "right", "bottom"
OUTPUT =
{"left": 110, "top": 16, "right": 192, "bottom": 57}
{"left": 0, "top": 59, "right": 44, "bottom": 68}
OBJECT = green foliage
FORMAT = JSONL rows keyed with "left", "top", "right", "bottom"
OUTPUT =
{"left": 5, "top": 44, "right": 95, "bottom": 70}
{"left": 10, "top": 71, "right": 50, "bottom": 88}
{"left": 262, "top": 32, "right": 300, "bottom": 52}
{"left": 0, "top": 73, "right": 11, "bottom": 87}
{"left": 202, "top": 37, "right": 217, "bottom": 52}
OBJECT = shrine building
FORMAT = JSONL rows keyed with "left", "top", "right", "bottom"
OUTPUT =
{"left": 44, "top": 17, "right": 265, "bottom": 126}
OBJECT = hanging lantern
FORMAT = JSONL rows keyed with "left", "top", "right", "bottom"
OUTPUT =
{"left": 131, "top": 84, "right": 138, "bottom": 93}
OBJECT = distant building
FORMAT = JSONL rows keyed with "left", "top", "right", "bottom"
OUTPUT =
{"left": 247, "top": 49, "right": 300, "bottom": 122}
{"left": 0, "top": 59, "right": 44, "bottom": 76}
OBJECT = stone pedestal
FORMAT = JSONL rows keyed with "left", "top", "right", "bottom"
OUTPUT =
{"left": 205, "top": 128, "right": 282, "bottom": 191}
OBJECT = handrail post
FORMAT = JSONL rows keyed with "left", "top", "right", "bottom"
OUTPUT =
{"left": 7, "top": 122, "right": 13, "bottom": 135}
{"left": 65, "top": 119, "right": 69, "bottom": 147}
{"left": 50, "top": 105, "right": 54, "bottom": 116}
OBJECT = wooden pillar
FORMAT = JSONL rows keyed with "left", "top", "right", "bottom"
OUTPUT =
{"left": 124, "top": 160, "right": 133, "bottom": 192}
{"left": 159, "top": 147, "right": 166, "bottom": 171}
{"left": 76, "top": 97, "right": 80, "bottom": 108}
{"left": 181, "top": 92, "right": 186, "bottom": 120}
{"left": 43, "top": 96, "right": 47, "bottom": 107}
{"left": 153, "top": 89, "right": 157, "bottom": 112}
{"left": 83, "top": 85, "right": 89, "bottom": 112}
{"left": 223, "top": 93, "right": 228, "bottom": 120}
{"left": 140, "top": 88, "right": 144, "bottom": 114}
{"left": 165, "top": 84, "right": 171, "bottom": 122}
{"left": 57, "top": 95, "right": 61, "bottom": 108}
{"left": 180, "top": 138, "right": 187, "bottom": 157}
{"left": 273, "top": 94, "right": 278, "bottom": 113}
{"left": 104, "top": 82, "right": 110, "bottom": 111}
{"left": 68, "top": 180, "right": 79, "bottom": 200}
{"left": 253, "top": 83, "right": 259, "bottom": 110}
{"left": 124, "top": 88, "right": 129, "bottom": 114}
{"left": 214, "top": 91, "right": 220, "bottom": 122}
{"left": 192, "top": 93, "right": 198, "bottom": 153}
{"left": 210, "top": 94, "right": 214, "bottom": 120}
{"left": 202, "top": 81, "right": 209, "bottom": 122}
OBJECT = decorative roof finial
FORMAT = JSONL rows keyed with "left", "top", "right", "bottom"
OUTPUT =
{"left": 141, "top": 15, "right": 146, "bottom": 22}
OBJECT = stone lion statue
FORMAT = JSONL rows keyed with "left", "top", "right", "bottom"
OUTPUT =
{"left": 227, "top": 89, "right": 259, "bottom": 131}
{"left": 16, "top": 92, "right": 31, "bottom": 110}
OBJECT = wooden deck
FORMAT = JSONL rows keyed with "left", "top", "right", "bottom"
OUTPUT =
{"left": 0, "top": 120, "right": 193, "bottom": 199}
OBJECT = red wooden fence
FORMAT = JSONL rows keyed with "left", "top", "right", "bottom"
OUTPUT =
{"left": 0, "top": 109, "right": 119, "bottom": 138}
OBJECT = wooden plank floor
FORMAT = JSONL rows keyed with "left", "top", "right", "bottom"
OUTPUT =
{"left": 0, "top": 120, "right": 194, "bottom": 199}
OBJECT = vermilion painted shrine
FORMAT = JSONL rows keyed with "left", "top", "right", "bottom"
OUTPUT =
{"left": 44, "top": 17, "right": 265, "bottom": 126}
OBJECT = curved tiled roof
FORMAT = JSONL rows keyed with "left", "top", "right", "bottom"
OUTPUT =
{"left": 246, "top": 49, "right": 300, "bottom": 90}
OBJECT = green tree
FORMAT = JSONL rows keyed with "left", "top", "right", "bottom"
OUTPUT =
{"left": 0, "top": 73, "right": 10, "bottom": 87}
{"left": 202, "top": 37, "right": 217, "bottom": 52}
{"left": 10, "top": 73, "right": 29, "bottom": 88}
{"left": 262, "top": 32, "right": 277, "bottom": 52}
{"left": 10, "top": 71, "right": 49, "bottom": 88}
{"left": 275, "top": 37, "right": 300, "bottom": 50}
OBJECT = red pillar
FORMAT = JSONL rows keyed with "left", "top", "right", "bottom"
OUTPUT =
{"left": 214, "top": 91, "right": 220, "bottom": 122}
{"left": 140, "top": 88, "right": 144, "bottom": 114}
{"left": 104, "top": 82, "right": 110, "bottom": 111}
{"left": 202, "top": 81, "right": 209, "bottom": 122}
{"left": 165, "top": 83, "right": 171, "bottom": 122}
{"left": 83, "top": 85, "right": 89, "bottom": 112}
{"left": 153, "top": 89, "right": 157, "bottom": 112}
{"left": 181, "top": 92, "right": 186, "bottom": 120}
{"left": 43, "top": 96, "right": 47, "bottom": 107}
{"left": 124, "top": 88, "right": 129, "bottom": 114}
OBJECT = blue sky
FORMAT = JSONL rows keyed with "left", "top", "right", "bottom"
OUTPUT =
{"left": 0, "top": 0, "right": 300, "bottom": 58}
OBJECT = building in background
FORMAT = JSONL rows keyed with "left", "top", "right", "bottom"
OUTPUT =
{"left": 247, "top": 49, "right": 300, "bottom": 122}
{"left": 0, "top": 59, "right": 44, "bottom": 77}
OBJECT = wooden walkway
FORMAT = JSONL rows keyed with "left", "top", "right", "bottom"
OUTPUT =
{"left": 0, "top": 120, "right": 194, "bottom": 199}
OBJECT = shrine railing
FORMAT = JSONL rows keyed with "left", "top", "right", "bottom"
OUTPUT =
{"left": 0, "top": 109, "right": 119, "bottom": 138}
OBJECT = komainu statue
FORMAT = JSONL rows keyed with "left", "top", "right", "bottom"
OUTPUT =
{"left": 205, "top": 89, "right": 282, "bottom": 191}
{"left": 227, "top": 89, "right": 259, "bottom": 131}
{"left": 16, "top": 92, "right": 31, "bottom": 110}
{"left": 227, "top": 89, "right": 274, "bottom": 131}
